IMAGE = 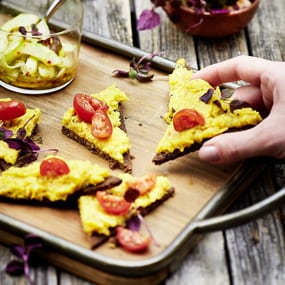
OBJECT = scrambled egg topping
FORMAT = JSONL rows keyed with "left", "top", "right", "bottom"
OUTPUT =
{"left": 79, "top": 173, "right": 172, "bottom": 236}
{"left": 0, "top": 156, "right": 110, "bottom": 201}
{"left": 0, "top": 98, "right": 41, "bottom": 164}
{"left": 156, "top": 59, "right": 262, "bottom": 153}
{"left": 62, "top": 84, "right": 130, "bottom": 163}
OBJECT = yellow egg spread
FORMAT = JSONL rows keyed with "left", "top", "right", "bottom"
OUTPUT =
{"left": 0, "top": 99, "right": 41, "bottom": 164}
{"left": 156, "top": 59, "right": 262, "bottom": 153}
{"left": 62, "top": 84, "right": 130, "bottom": 163}
{"left": 79, "top": 196, "right": 127, "bottom": 236}
{"left": 0, "top": 156, "right": 111, "bottom": 202}
{"left": 78, "top": 173, "right": 172, "bottom": 236}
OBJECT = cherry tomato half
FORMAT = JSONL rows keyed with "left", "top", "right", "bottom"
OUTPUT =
{"left": 116, "top": 227, "right": 151, "bottom": 253}
{"left": 91, "top": 109, "right": 113, "bottom": 139}
{"left": 127, "top": 174, "right": 157, "bottom": 195}
{"left": 96, "top": 191, "right": 131, "bottom": 215}
{"left": 173, "top": 109, "right": 205, "bottom": 132}
{"left": 0, "top": 100, "right": 26, "bottom": 121}
{"left": 40, "top": 157, "right": 70, "bottom": 178}
{"left": 73, "top": 94, "right": 109, "bottom": 123}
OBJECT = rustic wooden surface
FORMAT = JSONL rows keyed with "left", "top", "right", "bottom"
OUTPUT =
{"left": 1, "top": 0, "right": 285, "bottom": 284}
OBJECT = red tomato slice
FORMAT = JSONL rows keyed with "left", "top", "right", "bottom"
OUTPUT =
{"left": 127, "top": 174, "right": 157, "bottom": 195}
{"left": 96, "top": 191, "right": 131, "bottom": 215}
{"left": 116, "top": 227, "right": 151, "bottom": 253}
{"left": 40, "top": 157, "right": 70, "bottom": 177}
{"left": 0, "top": 100, "right": 26, "bottom": 121}
{"left": 73, "top": 94, "right": 109, "bottom": 123}
{"left": 91, "top": 109, "right": 113, "bottom": 139}
{"left": 173, "top": 109, "right": 205, "bottom": 132}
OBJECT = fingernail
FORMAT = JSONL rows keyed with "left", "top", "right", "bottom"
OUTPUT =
{"left": 199, "top": 146, "right": 220, "bottom": 162}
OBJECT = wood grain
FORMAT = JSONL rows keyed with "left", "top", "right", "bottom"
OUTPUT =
{"left": 1, "top": 0, "right": 285, "bottom": 284}
{"left": 0, "top": 38, "right": 245, "bottom": 284}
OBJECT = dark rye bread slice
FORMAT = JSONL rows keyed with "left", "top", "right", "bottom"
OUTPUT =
{"left": 62, "top": 105, "right": 132, "bottom": 173}
{"left": 153, "top": 144, "right": 201, "bottom": 165}
{"left": 78, "top": 173, "right": 175, "bottom": 249}
{"left": 89, "top": 187, "right": 175, "bottom": 249}
{"left": 0, "top": 175, "right": 122, "bottom": 208}
{"left": 0, "top": 155, "right": 123, "bottom": 208}
{"left": 152, "top": 58, "right": 262, "bottom": 165}
{"left": 152, "top": 126, "right": 255, "bottom": 165}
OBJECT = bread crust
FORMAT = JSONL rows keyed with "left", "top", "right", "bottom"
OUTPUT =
{"left": 62, "top": 105, "right": 133, "bottom": 173}
{"left": 0, "top": 175, "right": 122, "bottom": 208}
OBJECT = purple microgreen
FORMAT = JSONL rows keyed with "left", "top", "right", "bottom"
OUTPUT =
{"left": 16, "top": 114, "right": 35, "bottom": 139}
{"left": 137, "top": 213, "right": 160, "bottom": 247}
{"left": 5, "top": 234, "right": 43, "bottom": 285}
{"left": 138, "top": 0, "right": 245, "bottom": 31}
{"left": 24, "top": 234, "right": 43, "bottom": 250}
{"left": 0, "top": 115, "right": 58, "bottom": 166}
{"left": 200, "top": 88, "right": 214, "bottom": 103}
{"left": 128, "top": 68, "right": 139, "bottom": 80}
{"left": 209, "top": 8, "right": 231, "bottom": 14}
{"left": 112, "top": 69, "right": 129, "bottom": 78}
{"left": 185, "top": 18, "right": 204, "bottom": 32}
{"left": 137, "top": 73, "right": 155, "bottom": 82}
{"left": 137, "top": 9, "right": 161, "bottom": 31}
{"left": 230, "top": 99, "right": 251, "bottom": 112}
{"left": 124, "top": 188, "right": 140, "bottom": 203}
{"left": 221, "top": 88, "right": 235, "bottom": 100}
{"left": 0, "top": 127, "right": 13, "bottom": 139}
{"left": 5, "top": 260, "right": 25, "bottom": 276}
{"left": 128, "top": 215, "right": 142, "bottom": 232}
{"left": 113, "top": 52, "right": 161, "bottom": 83}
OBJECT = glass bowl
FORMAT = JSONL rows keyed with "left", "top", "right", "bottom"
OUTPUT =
{"left": 0, "top": 0, "right": 83, "bottom": 94}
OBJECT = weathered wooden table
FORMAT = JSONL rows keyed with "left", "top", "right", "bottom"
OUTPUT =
{"left": 1, "top": 0, "right": 285, "bottom": 284}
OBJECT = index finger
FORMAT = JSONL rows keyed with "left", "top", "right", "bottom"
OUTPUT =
{"left": 192, "top": 55, "right": 273, "bottom": 86}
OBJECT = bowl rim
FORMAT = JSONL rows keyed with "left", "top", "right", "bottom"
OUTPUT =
{"left": 178, "top": 0, "right": 260, "bottom": 16}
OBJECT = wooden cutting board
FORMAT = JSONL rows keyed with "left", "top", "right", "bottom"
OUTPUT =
{"left": 0, "top": 40, "right": 262, "bottom": 285}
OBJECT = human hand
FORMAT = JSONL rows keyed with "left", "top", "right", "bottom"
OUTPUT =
{"left": 191, "top": 55, "right": 285, "bottom": 163}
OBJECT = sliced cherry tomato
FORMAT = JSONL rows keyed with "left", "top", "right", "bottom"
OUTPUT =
{"left": 91, "top": 109, "right": 113, "bottom": 139}
{"left": 116, "top": 226, "right": 151, "bottom": 253}
{"left": 40, "top": 157, "right": 70, "bottom": 178}
{"left": 96, "top": 191, "right": 131, "bottom": 215}
{"left": 173, "top": 109, "right": 205, "bottom": 132}
{"left": 127, "top": 174, "right": 157, "bottom": 195}
{"left": 0, "top": 100, "right": 26, "bottom": 121}
{"left": 73, "top": 94, "right": 109, "bottom": 123}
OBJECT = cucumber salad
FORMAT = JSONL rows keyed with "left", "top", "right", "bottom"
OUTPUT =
{"left": 0, "top": 13, "right": 79, "bottom": 90}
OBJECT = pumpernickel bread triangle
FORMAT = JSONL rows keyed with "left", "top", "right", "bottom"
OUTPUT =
{"left": 153, "top": 59, "right": 262, "bottom": 164}
{"left": 62, "top": 84, "right": 132, "bottom": 173}
{"left": 78, "top": 173, "right": 174, "bottom": 249}
{"left": 0, "top": 155, "right": 122, "bottom": 206}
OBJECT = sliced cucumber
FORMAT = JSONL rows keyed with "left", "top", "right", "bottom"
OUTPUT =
{"left": 1, "top": 13, "right": 39, "bottom": 32}
{"left": 20, "top": 42, "right": 62, "bottom": 66}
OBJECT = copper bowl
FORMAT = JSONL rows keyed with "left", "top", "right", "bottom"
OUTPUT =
{"left": 163, "top": 0, "right": 259, "bottom": 38}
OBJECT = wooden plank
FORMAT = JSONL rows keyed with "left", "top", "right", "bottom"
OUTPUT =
{"left": 81, "top": 0, "right": 133, "bottom": 46}
{"left": 222, "top": 1, "right": 285, "bottom": 284}
{"left": 1, "top": 0, "right": 133, "bottom": 46}
{"left": 225, "top": 168, "right": 285, "bottom": 284}
{"left": 134, "top": 1, "right": 198, "bottom": 70}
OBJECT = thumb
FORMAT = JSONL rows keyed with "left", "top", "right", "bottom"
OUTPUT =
{"left": 198, "top": 122, "right": 278, "bottom": 163}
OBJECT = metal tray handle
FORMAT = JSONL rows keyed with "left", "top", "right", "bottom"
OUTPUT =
{"left": 193, "top": 187, "right": 285, "bottom": 233}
